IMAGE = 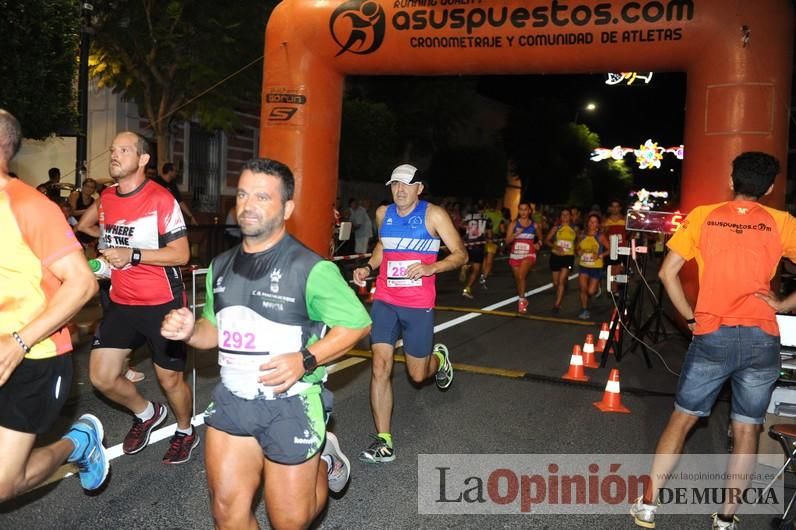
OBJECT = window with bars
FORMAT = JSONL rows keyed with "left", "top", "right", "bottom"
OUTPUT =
{"left": 187, "top": 125, "right": 223, "bottom": 213}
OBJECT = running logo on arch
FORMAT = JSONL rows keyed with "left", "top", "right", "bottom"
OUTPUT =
{"left": 330, "top": 0, "right": 386, "bottom": 56}
{"left": 328, "top": 0, "right": 694, "bottom": 53}
{"left": 265, "top": 87, "right": 307, "bottom": 126}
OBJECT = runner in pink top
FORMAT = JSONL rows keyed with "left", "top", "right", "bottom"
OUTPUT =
{"left": 352, "top": 164, "right": 466, "bottom": 464}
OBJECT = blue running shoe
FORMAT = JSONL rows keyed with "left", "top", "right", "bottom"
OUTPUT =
{"left": 63, "top": 414, "right": 109, "bottom": 491}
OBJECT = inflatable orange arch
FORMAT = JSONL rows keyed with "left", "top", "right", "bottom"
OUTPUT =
{"left": 260, "top": 0, "right": 793, "bottom": 259}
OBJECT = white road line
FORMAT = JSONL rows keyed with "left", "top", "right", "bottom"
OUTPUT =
{"left": 62, "top": 275, "right": 576, "bottom": 481}
{"left": 432, "top": 273, "right": 578, "bottom": 333}
{"left": 90, "top": 357, "right": 369, "bottom": 466}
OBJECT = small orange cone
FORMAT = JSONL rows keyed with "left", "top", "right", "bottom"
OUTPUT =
{"left": 593, "top": 369, "right": 630, "bottom": 413}
{"left": 562, "top": 345, "right": 590, "bottom": 382}
{"left": 582, "top": 334, "right": 600, "bottom": 369}
{"left": 595, "top": 322, "right": 610, "bottom": 353}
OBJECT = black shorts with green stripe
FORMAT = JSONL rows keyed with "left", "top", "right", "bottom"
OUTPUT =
{"left": 204, "top": 382, "right": 333, "bottom": 464}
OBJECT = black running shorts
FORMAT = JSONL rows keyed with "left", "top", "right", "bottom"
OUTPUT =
{"left": 549, "top": 253, "right": 575, "bottom": 272}
{"left": 204, "top": 383, "right": 332, "bottom": 465}
{"left": 467, "top": 245, "right": 485, "bottom": 264}
{"left": 0, "top": 354, "right": 72, "bottom": 434}
{"left": 92, "top": 298, "right": 187, "bottom": 372}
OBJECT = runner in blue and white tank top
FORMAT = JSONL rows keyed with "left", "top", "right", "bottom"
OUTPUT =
{"left": 352, "top": 164, "right": 467, "bottom": 465}
{"left": 375, "top": 199, "right": 440, "bottom": 308}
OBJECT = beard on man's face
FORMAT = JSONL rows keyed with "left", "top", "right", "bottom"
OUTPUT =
{"left": 239, "top": 206, "right": 284, "bottom": 240}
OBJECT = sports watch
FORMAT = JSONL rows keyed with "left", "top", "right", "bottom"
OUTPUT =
{"left": 301, "top": 347, "right": 317, "bottom": 373}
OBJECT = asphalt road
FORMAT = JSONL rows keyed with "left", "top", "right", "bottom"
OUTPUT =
{"left": 0, "top": 252, "right": 789, "bottom": 529}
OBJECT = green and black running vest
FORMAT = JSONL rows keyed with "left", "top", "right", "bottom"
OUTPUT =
{"left": 205, "top": 234, "right": 326, "bottom": 399}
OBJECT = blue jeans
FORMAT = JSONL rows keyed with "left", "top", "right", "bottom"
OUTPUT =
{"left": 675, "top": 325, "right": 780, "bottom": 424}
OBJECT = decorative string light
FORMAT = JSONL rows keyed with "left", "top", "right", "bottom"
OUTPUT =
{"left": 630, "top": 188, "right": 669, "bottom": 211}
{"left": 591, "top": 139, "right": 684, "bottom": 169}
{"left": 605, "top": 72, "right": 654, "bottom": 85}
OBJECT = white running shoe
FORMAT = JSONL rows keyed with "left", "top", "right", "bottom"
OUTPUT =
{"left": 630, "top": 496, "right": 657, "bottom": 528}
{"left": 323, "top": 432, "right": 351, "bottom": 493}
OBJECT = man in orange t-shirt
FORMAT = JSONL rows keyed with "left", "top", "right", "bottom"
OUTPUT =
{"left": 0, "top": 109, "right": 108, "bottom": 500}
{"left": 631, "top": 152, "right": 796, "bottom": 530}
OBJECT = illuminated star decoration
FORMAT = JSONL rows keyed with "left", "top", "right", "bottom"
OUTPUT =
{"left": 605, "top": 72, "right": 654, "bottom": 85}
{"left": 630, "top": 188, "right": 669, "bottom": 211}
{"left": 590, "top": 139, "right": 684, "bottom": 169}
{"left": 634, "top": 139, "right": 665, "bottom": 169}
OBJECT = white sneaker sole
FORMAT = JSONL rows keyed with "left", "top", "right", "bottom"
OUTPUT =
{"left": 325, "top": 432, "right": 350, "bottom": 492}
{"left": 358, "top": 452, "right": 395, "bottom": 464}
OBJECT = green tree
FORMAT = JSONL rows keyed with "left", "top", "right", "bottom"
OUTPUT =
{"left": 427, "top": 144, "right": 507, "bottom": 198}
{"left": 503, "top": 101, "right": 596, "bottom": 204}
{"left": 89, "top": 0, "right": 274, "bottom": 160}
{"left": 339, "top": 99, "right": 398, "bottom": 182}
{"left": 346, "top": 76, "right": 481, "bottom": 162}
{"left": 503, "top": 100, "right": 631, "bottom": 207}
{"left": 0, "top": 0, "right": 80, "bottom": 139}
{"left": 568, "top": 160, "right": 633, "bottom": 207}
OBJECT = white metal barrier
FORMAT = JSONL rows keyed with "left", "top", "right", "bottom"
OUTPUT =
{"left": 188, "top": 266, "right": 209, "bottom": 420}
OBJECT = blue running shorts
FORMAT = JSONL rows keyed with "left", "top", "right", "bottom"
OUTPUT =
{"left": 370, "top": 300, "right": 435, "bottom": 357}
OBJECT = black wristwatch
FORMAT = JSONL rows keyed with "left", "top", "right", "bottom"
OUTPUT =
{"left": 301, "top": 347, "right": 317, "bottom": 373}
{"left": 130, "top": 248, "right": 142, "bottom": 266}
{"left": 363, "top": 263, "right": 373, "bottom": 274}
{"left": 686, "top": 317, "right": 696, "bottom": 325}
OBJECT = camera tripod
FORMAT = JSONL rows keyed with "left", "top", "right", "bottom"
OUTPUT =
{"left": 598, "top": 234, "right": 687, "bottom": 368}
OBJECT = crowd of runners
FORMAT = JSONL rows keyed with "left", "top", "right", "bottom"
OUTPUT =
{"left": 0, "top": 101, "right": 637, "bottom": 526}
{"left": 4, "top": 104, "right": 791, "bottom": 530}
{"left": 0, "top": 111, "right": 461, "bottom": 529}
{"left": 446, "top": 198, "right": 629, "bottom": 320}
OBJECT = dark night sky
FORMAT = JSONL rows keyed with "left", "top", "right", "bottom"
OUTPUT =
{"left": 478, "top": 72, "right": 687, "bottom": 148}
{"left": 477, "top": 71, "right": 687, "bottom": 192}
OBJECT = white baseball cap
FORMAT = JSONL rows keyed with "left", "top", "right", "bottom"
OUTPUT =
{"left": 385, "top": 164, "right": 422, "bottom": 186}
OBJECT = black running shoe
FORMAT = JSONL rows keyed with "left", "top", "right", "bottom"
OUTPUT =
{"left": 358, "top": 434, "right": 395, "bottom": 464}
{"left": 434, "top": 343, "right": 453, "bottom": 390}
{"left": 162, "top": 427, "right": 200, "bottom": 464}
{"left": 123, "top": 402, "right": 167, "bottom": 454}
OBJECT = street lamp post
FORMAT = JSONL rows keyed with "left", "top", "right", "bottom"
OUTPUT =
{"left": 75, "top": 2, "right": 94, "bottom": 188}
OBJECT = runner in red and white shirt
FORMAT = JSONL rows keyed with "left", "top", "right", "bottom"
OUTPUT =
{"left": 76, "top": 131, "right": 196, "bottom": 465}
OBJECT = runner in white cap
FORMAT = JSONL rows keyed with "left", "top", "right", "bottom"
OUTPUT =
{"left": 353, "top": 164, "right": 467, "bottom": 464}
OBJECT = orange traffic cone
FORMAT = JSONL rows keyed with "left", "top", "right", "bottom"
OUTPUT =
{"left": 593, "top": 369, "right": 630, "bottom": 413}
{"left": 562, "top": 345, "right": 590, "bottom": 382}
{"left": 595, "top": 322, "right": 610, "bottom": 353}
{"left": 582, "top": 333, "right": 599, "bottom": 369}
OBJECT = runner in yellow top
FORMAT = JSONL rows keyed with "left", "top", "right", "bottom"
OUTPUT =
{"left": 480, "top": 199, "right": 504, "bottom": 289}
{"left": 544, "top": 208, "right": 577, "bottom": 313}
{"left": 0, "top": 109, "right": 108, "bottom": 500}
{"left": 576, "top": 213, "right": 610, "bottom": 320}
